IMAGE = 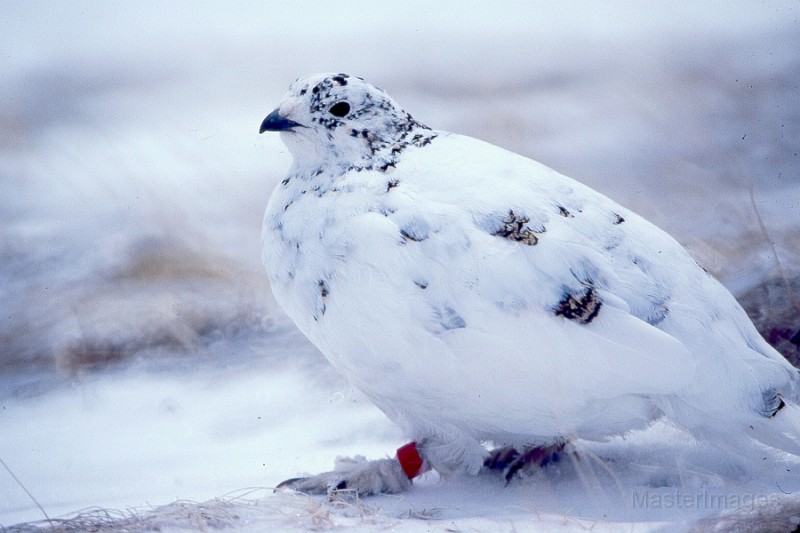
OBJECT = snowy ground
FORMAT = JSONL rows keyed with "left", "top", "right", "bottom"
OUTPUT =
{"left": 2, "top": 1, "right": 800, "bottom": 531}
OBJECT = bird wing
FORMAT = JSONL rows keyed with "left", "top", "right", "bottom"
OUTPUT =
{"left": 341, "top": 133, "right": 701, "bottom": 408}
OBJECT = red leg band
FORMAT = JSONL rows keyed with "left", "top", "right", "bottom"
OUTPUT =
{"left": 396, "top": 441, "right": 424, "bottom": 479}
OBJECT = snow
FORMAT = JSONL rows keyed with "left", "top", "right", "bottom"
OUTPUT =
{"left": 0, "top": 352, "right": 400, "bottom": 526}
{"left": 2, "top": 1, "right": 799, "bottom": 531}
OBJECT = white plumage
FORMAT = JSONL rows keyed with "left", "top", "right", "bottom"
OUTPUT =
{"left": 259, "top": 73, "right": 799, "bottom": 490}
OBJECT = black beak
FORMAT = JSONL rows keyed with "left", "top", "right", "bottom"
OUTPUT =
{"left": 259, "top": 109, "right": 302, "bottom": 133}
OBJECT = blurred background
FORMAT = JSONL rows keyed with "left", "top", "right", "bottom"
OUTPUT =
{"left": 1, "top": 0, "right": 798, "bottom": 526}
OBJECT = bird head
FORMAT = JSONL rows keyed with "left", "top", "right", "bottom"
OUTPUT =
{"left": 260, "top": 73, "right": 435, "bottom": 173}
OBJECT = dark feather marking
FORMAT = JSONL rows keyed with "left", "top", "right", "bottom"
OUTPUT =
{"left": 647, "top": 305, "right": 670, "bottom": 326}
{"left": 494, "top": 210, "right": 541, "bottom": 245}
{"left": 764, "top": 390, "right": 787, "bottom": 418}
{"left": 400, "top": 228, "right": 426, "bottom": 242}
{"left": 314, "top": 280, "right": 329, "bottom": 320}
{"left": 437, "top": 306, "right": 466, "bottom": 330}
{"left": 554, "top": 286, "right": 602, "bottom": 324}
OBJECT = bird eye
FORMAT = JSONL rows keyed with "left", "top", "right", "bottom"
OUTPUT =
{"left": 328, "top": 101, "right": 351, "bottom": 118}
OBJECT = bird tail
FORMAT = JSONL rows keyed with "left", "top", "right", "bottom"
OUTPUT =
{"left": 664, "top": 386, "right": 800, "bottom": 460}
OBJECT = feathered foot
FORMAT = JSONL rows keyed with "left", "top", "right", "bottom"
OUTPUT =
{"left": 276, "top": 455, "right": 411, "bottom": 496}
{"left": 484, "top": 442, "right": 574, "bottom": 484}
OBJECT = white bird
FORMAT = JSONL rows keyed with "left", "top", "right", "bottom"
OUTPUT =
{"left": 258, "top": 73, "right": 800, "bottom": 494}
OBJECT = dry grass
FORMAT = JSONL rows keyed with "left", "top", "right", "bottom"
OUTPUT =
{"left": 1, "top": 488, "right": 402, "bottom": 533}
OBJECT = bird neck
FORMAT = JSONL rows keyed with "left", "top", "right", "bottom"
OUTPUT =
{"left": 286, "top": 122, "right": 439, "bottom": 180}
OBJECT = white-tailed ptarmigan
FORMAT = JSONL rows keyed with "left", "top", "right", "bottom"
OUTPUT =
{"left": 258, "top": 73, "right": 800, "bottom": 494}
